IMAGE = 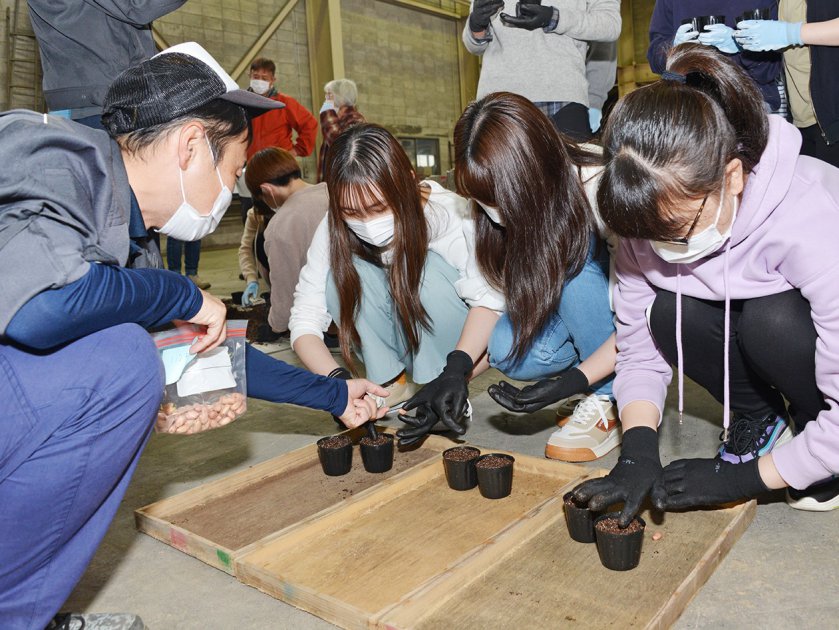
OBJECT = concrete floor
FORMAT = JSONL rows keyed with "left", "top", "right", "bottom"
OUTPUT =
{"left": 65, "top": 247, "right": 838, "bottom": 629}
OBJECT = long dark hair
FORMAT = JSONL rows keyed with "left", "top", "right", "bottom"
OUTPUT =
{"left": 454, "top": 92, "right": 600, "bottom": 364}
{"left": 324, "top": 123, "right": 430, "bottom": 373}
{"left": 597, "top": 44, "right": 769, "bottom": 241}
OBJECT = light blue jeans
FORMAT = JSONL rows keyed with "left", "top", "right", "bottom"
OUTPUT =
{"left": 326, "top": 251, "right": 469, "bottom": 384}
{"left": 488, "top": 238, "right": 615, "bottom": 398}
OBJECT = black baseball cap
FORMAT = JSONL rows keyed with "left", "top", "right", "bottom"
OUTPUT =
{"left": 102, "top": 42, "right": 284, "bottom": 135}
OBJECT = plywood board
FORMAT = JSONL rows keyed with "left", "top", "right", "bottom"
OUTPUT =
{"left": 236, "top": 451, "right": 586, "bottom": 629}
{"left": 135, "top": 427, "right": 448, "bottom": 574}
{"left": 403, "top": 500, "right": 755, "bottom": 630}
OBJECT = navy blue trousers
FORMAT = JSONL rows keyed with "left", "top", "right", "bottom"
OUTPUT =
{"left": 0, "top": 324, "right": 163, "bottom": 629}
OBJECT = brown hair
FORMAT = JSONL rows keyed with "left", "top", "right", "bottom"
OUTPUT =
{"left": 597, "top": 44, "right": 769, "bottom": 241}
{"left": 454, "top": 92, "right": 600, "bottom": 364}
{"left": 324, "top": 123, "right": 430, "bottom": 373}
{"left": 250, "top": 57, "right": 276, "bottom": 76}
{"left": 244, "top": 147, "right": 301, "bottom": 214}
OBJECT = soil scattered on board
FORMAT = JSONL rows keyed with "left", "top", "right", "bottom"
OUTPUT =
{"left": 169, "top": 444, "right": 435, "bottom": 549}
{"left": 443, "top": 446, "right": 480, "bottom": 462}
{"left": 595, "top": 516, "right": 644, "bottom": 535}
{"left": 476, "top": 455, "right": 512, "bottom": 469}
{"left": 360, "top": 435, "right": 391, "bottom": 447}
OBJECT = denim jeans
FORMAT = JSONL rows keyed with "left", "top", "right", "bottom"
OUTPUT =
{"left": 166, "top": 237, "right": 202, "bottom": 276}
{"left": 488, "top": 239, "right": 615, "bottom": 398}
{"left": 326, "top": 251, "right": 469, "bottom": 384}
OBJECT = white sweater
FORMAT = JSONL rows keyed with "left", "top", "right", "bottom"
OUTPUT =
{"left": 289, "top": 180, "right": 502, "bottom": 345}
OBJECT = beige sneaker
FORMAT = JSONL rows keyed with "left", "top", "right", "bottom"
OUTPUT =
{"left": 383, "top": 372, "right": 419, "bottom": 408}
{"left": 545, "top": 393, "right": 621, "bottom": 462}
{"left": 555, "top": 394, "right": 587, "bottom": 427}
{"left": 187, "top": 274, "right": 211, "bottom": 290}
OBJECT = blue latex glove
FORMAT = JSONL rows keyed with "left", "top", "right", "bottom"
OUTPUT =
{"left": 735, "top": 20, "right": 804, "bottom": 51}
{"left": 698, "top": 24, "right": 739, "bottom": 54}
{"left": 673, "top": 23, "right": 699, "bottom": 46}
{"left": 242, "top": 281, "right": 260, "bottom": 306}
{"left": 588, "top": 108, "right": 602, "bottom": 134}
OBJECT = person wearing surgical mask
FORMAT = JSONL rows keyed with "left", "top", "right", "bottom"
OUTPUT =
{"left": 570, "top": 45, "right": 839, "bottom": 528}
{"left": 290, "top": 123, "right": 497, "bottom": 416}
{"left": 245, "top": 57, "right": 318, "bottom": 162}
{"left": 241, "top": 147, "right": 327, "bottom": 336}
{"left": 0, "top": 44, "right": 393, "bottom": 630}
{"left": 401, "top": 91, "right": 620, "bottom": 457}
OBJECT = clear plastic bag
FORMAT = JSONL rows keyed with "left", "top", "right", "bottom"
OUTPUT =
{"left": 151, "top": 320, "right": 248, "bottom": 434}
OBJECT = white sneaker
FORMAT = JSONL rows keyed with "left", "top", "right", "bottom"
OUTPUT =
{"left": 555, "top": 394, "right": 587, "bottom": 427}
{"left": 545, "top": 393, "right": 621, "bottom": 462}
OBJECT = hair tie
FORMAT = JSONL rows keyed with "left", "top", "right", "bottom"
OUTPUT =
{"left": 661, "top": 70, "right": 687, "bottom": 84}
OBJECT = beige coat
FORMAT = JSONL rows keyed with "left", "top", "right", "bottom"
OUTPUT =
{"left": 264, "top": 183, "right": 328, "bottom": 332}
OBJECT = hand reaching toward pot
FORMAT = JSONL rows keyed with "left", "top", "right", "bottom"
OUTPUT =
{"left": 336, "top": 378, "right": 390, "bottom": 429}
{"left": 401, "top": 350, "right": 473, "bottom": 434}
{"left": 655, "top": 457, "right": 769, "bottom": 508}
{"left": 572, "top": 426, "right": 666, "bottom": 527}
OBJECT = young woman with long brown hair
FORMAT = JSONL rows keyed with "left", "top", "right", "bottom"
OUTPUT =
{"left": 289, "top": 123, "right": 497, "bottom": 414}
{"left": 399, "top": 92, "right": 619, "bottom": 459}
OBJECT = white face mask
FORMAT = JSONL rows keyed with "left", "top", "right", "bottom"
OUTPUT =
{"left": 158, "top": 137, "right": 233, "bottom": 242}
{"left": 475, "top": 200, "right": 504, "bottom": 226}
{"left": 345, "top": 214, "right": 395, "bottom": 247}
{"left": 250, "top": 79, "right": 270, "bottom": 95}
{"left": 651, "top": 184, "right": 737, "bottom": 264}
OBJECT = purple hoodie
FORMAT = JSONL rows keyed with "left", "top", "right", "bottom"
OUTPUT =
{"left": 613, "top": 116, "right": 839, "bottom": 490}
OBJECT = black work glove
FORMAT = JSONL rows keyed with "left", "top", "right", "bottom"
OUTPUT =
{"left": 572, "top": 426, "right": 663, "bottom": 527}
{"left": 469, "top": 0, "right": 505, "bottom": 33}
{"left": 396, "top": 405, "right": 441, "bottom": 447}
{"left": 328, "top": 367, "right": 351, "bottom": 428}
{"left": 656, "top": 457, "right": 769, "bottom": 509}
{"left": 401, "top": 350, "right": 473, "bottom": 435}
{"left": 488, "top": 367, "right": 589, "bottom": 414}
{"left": 500, "top": 3, "right": 555, "bottom": 31}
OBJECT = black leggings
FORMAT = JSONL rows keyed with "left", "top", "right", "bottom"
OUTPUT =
{"left": 649, "top": 289, "right": 826, "bottom": 432}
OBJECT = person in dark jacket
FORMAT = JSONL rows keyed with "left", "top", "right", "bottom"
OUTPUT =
{"left": 647, "top": 0, "right": 783, "bottom": 111}
{"left": 735, "top": 0, "right": 839, "bottom": 166}
{"left": 27, "top": 0, "right": 187, "bottom": 129}
{"left": 0, "top": 42, "right": 386, "bottom": 630}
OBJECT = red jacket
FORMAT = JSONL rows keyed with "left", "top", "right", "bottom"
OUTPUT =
{"left": 247, "top": 92, "right": 318, "bottom": 160}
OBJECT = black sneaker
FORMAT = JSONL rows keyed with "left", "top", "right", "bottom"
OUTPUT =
{"left": 46, "top": 612, "right": 145, "bottom": 630}
{"left": 786, "top": 476, "right": 839, "bottom": 512}
{"left": 717, "top": 412, "right": 789, "bottom": 464}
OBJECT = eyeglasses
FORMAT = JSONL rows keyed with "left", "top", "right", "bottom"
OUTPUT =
{"left": 659, "top": 194, "right": 710, "bottom": 246}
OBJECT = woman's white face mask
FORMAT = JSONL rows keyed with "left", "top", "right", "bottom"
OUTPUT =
{"left": 651, "top": 182, "right": 737, "bottom": 264}
{"left": 158, "top": 136, "right": 233, "bottom": 242}
{"left": 475, "top": 200, "right": 504, "bottom": 226}
{"left": 345, "top": 213, "right": 395, "bottom": 247}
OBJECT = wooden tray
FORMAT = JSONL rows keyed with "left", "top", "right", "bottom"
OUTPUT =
{"left": 234, "top": 450, "right": 591, "bottom": 629}
{"left": 134, "top": 426, "right": 448, "bottom": 574}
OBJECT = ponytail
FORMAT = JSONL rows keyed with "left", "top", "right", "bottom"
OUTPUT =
{"left": 597, "top": 44, "right": 768, "bottom": 241}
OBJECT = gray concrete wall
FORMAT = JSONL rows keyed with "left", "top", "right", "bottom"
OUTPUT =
{"left": 341, "top": 0, "right": 462, "bottom": 176}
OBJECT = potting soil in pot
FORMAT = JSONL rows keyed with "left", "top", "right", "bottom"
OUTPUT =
{"left": 476, "top": 455, "right": 512, "bottom": 469}
{"left": 320, "top": 435, "right": 351, "bottom": 449}
{"left": 444, "top": 446, "right": 480, "bottom": 461}
{"left": 595, "top": 516, "right": 644, "bottom": 535}
{"left": 359, "top": 435, "right": 390, "bottom": 447}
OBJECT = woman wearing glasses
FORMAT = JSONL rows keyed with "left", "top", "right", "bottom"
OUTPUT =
{"left": 572, "top": 44, "right": 839, "bottom": 527}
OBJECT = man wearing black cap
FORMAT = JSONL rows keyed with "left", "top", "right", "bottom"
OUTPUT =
{"left": 0, "top": 42, "right": 387, "bottom": 630}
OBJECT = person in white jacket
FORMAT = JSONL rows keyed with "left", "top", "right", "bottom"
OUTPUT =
{"left": 290, "top": 123, "right": 499, "bottom": 422}
{"left": 400, "top": 92, "right": 619, "bottom": 457}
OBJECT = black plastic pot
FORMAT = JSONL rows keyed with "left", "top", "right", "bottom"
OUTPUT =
{"left": 475, "top": 453, "right": 515, "bottom": 499}
{"left": 737, "top": 8, "right": 771, "bottom": 22}
{"left": 317, "top": 435, "right": 353, "bottom": 476}
{"left": 359, "top": 434, "right": 394, "bottom": 473}
{"left": 442, "top": 446, "right": 481, "bottom": 491}
{"left": 563, "top": 491, "right": 597, "bottom": 543}
{"left": 594, "top": 513, "right": 646, "bottom": 571}
{"left": 681, "top": 14, "right": 726, "bottom": 31}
